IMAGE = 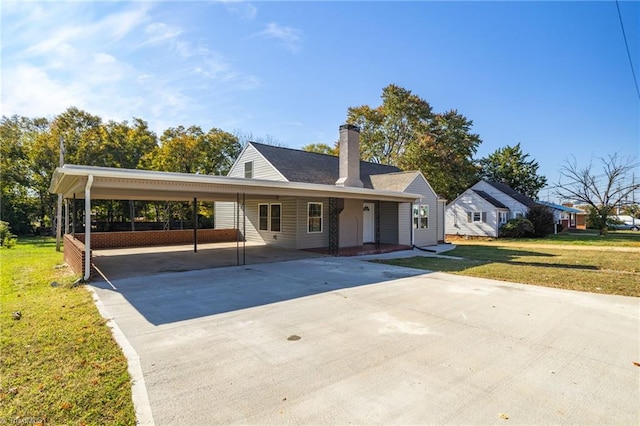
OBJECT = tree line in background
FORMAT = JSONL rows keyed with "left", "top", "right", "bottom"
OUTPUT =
{"left": 2, "top": 84, "right": 636, "bottom": 236}
{"left": 1, "top": 107, "right": 242, "bottom": 235}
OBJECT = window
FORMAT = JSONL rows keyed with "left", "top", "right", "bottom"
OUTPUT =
{"left": 258, "top": 204, "right": 268, "bottom": 231}
{"left": 499, "top": 211, "right": 509, "bottom": 224}
{"left": 413, "top": 204, "right": 429, "bottom": 229}
{"left": 270, "top": 204, "right": 281, "bottom": 232}
{"left": 515, "top": 212, "right": 524, "bottom": 219}
{"left": 467, "top": 212, "right": 486, "bottom": 223}
{"left": 308, "top": 202, "right": 323, "bottom": 233}
{"left": 244, "top": 161, "right": 253, "bottom": 178}
{"left": 258, "top": 203, "right": 281, "bottom": 232}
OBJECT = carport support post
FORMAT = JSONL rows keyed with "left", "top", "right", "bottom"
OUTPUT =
{"left": 84, "top": 175, "right": 93, "bottom": 281}
{"left": 193, "top": 197, "right": 198, "bottom": 253}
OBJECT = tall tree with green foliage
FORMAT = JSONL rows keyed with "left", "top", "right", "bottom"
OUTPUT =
{"left": 401, "top": 110, "right": 482, "bottom": 201}
{"left": 478, "top": 143, "right": 547, "bottom": 199}
{"left": 347, "top": 84, "right": 481, "bottom": 200}
{"left": 302, "top": 143, "right": 338, "bottom": 156}
{"left": 0, "top": 115, "right": 44, "bottom": 233}
{"left": 347, "top": 84, "right": 433, "bottom": 165}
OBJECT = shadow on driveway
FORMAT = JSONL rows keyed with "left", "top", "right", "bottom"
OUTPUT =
{"left": 91, "top": 257, "right": 427, "bottom": 325}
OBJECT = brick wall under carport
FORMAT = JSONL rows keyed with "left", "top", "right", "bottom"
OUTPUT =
{"left": 63, "top": 228, "right": 239, "bottom": 275}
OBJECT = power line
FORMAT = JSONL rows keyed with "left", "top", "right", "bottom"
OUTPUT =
{"left": 616, "top": 0, "right": 640, "bottom": 100}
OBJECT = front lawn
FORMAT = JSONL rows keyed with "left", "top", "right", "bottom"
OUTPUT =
{"left": 380, "top": 238, "right": 640, "bottom": 297}
{"left": 0, "top": 237, "right": 136, "bottom": 425}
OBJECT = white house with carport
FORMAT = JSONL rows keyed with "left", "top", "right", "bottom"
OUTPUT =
{"left": 50, "top": 124, "right": 445, "bottom": 281}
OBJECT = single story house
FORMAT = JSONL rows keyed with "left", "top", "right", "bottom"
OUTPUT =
{"left": 537, "top": 201, "right": 587, "bottom": 230}
{"left": 215, "top": 124, "right": 446, "bottom": 252}
{"left": 445, "top": 180, "right": 536, "bottom": 237}
{"left": 50, "top": 124, "right": 445, "bottom": 280}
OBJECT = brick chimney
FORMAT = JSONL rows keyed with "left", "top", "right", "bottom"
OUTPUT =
{"left": 335, "top": 124, "right": 363, "bottom": 188}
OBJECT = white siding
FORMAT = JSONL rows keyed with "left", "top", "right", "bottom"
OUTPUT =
{"left": 398, "top": 203, "right": 411, "bottom": 245}
{"left": 405, "top": 174, "right": 438, "bottom": 247}
{"left": 296, "top": 198, "right": 329, "bottom": 249}
{"left": 214, "top": 201, "right": 237, "bottom": 229}
{"left": 445, "top": 191, "right": 500, "bottom": 237}
{"left": 242, "top": 197, "right": 297, "bottom": 249}
{"left": 227, "top": 144, "right": 287, "bottom": 181}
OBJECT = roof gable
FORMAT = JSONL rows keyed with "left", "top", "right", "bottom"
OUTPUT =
{"left": 482, "top": 180, "right": 536, "bottom": 208}
{"left": 249, "top": 142, "right": 401, "bottom": 189}
{"left": 472, "top": 190, "right": 509, "bottom": 208}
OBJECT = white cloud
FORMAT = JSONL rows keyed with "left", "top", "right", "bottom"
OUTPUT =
{"left": 223, "top": 1, "right": 257, "bottom": 21}
{"left": 1, "top": 2, "right": 260, "bottom": 134}
{"left": 144, "top": 22, "right": 183, "bottom": 45}
{"left": 255, "top": 22, "right": 303, "bottom": 53}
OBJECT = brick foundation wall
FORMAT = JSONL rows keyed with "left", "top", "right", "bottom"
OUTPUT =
{"left": 64, "top": 234, "right": 89, "bottom": 275}
{"left": 73, "top": 228, "right": 239, "bottom": 250}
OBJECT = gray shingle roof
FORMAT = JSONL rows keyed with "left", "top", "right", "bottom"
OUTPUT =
{"left": 484, "top": 181, "right": 536, "bottom": 208}
{"left": 369, "top": 171, "right": 419, "bottom": 192}
{"left": 472, "top": 190, "right": 509, "bottom": 209}
{"left": 250, "top": 142, "right": 401, "bottom": 189}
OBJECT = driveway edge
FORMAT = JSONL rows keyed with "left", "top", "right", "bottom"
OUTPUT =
{"left": 88, "top": 286, "right": 155, "bottom": 426}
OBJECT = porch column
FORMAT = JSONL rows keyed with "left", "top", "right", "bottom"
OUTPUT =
{"left": 64, "top": 199, "right": 70, "bottom": 234}
{"left": 375, "top": 200, "right": 380, "bottom": 249}
{"left": 84, "top": 176, "right": 93, "bottom": 281}
{"left": 328, "top": 198, "right": 340, "bottom": 256}
{"left": 193, "top": 197, "right": 198, "bottom": 253}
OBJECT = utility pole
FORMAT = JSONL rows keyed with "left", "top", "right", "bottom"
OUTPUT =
{"left": 55, "top": 137, "right": 65, "bottom": 251}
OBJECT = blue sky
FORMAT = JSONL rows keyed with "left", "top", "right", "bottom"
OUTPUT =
{"left": 2, "top": 1, "right": 638, "bottom": 201}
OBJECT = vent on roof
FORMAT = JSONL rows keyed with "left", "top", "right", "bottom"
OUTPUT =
{"left": 335, "top": 124, "right": 363, "bottom": 188}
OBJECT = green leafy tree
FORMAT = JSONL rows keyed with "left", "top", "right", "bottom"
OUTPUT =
{"left": 302, "top": 143, "right": 338, "bottom": 156}
{"left": 526, "top": 204, "right": 555, "bottom": 237}
{"left": 0, "top": 115, "right": 43, "bottom": 233}
{"left": 556, "top": 154, "right": 640, "bottom": 235}
{"left": 347, "top": 84, "right": 433, "bottom": 165}
{"left": 478, "top": 143, "right": 547, "bottom": 199}
{"left": 401, "top": 110, "right": 481, "bottom": 201}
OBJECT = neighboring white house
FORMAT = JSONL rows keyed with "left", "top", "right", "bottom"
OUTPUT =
{"left": 445, "top": 180, "right": 536, "bottom": 237}
{"left": 215, "top": 124, "right": 445, "bottom": 252}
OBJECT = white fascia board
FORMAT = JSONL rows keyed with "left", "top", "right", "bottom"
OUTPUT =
{"left": 50, "top": 165, "right": 419, "bottom": 203}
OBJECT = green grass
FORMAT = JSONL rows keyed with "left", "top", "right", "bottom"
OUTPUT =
{"left": 381, "top": 237, "right": 640, "bottom": 297}
{"left": 0, "top": 237, "right": 135, "bottom": 425}
{"left": 449, "top": 230, "right": 640, "bottom": 248}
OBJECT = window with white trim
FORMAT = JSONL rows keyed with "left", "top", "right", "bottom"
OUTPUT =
{"left": 499, "top": 211, "right": 509, "bottom": 224}
{"left": 308, "top": 202, "right": 323, "bottom": 233}
{"left": 413, "top": 204, "right": 429, "bottom": 229}
{"left": 244, "top": 161, "right": 253, "bottom": 178}
{"left": 258, "top": 203, "right": 281, "bottom": 232}
{"left": 467, "top": 211, "right": 487, "bottom": 223}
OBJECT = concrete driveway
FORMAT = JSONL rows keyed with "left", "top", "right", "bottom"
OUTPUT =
{"left": 91, "top": 256, "right": 640, "bottom": 425}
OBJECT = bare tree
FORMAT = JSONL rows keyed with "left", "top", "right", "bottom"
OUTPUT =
{"left": 556, "top": 154, "right": 639, "bottom": 234}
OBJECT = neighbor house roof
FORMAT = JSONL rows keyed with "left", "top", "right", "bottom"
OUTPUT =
{"left": 472, "top": 190, "right": 509, "bottom": 209}
{"left": 369, "top": 171, "right": 420, "bottom": 192}
{"left": 250, "top": 142, "right": 401, "bottom": 189}
{"left": 537, "top": 200, "right": 585, "bottom": 214}
{"left": 484, "top": 181, "right": 536, "bottom": 208}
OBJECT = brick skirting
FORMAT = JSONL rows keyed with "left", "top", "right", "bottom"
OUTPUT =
{"left": 63, "top": 229, "right": 239, "bottom": 275}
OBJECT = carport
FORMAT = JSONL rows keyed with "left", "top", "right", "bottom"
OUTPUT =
{"left": 50, "top": 165, "right": 419, "bottom": 280}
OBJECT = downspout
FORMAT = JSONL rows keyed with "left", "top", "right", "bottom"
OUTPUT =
{"left": 84, "top": 175, "right": 93, "bottom": 281}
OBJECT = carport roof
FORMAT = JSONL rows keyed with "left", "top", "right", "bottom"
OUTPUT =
{"left": 50, "top": 164, "right": 421, "bottom": 202}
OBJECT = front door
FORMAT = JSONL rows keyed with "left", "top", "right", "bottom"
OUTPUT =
{"left": 363, "top": 203, "right": 375, "bottom": 243}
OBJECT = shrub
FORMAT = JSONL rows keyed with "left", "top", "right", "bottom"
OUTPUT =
{"left": 526, "top": 204, "right": 555, "bottom": 237}
{"left": 499, "top": 218, "right": 535, "bottom": 238}
{"left": 0, "top": 221, "right": 18, "bottom": 248}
